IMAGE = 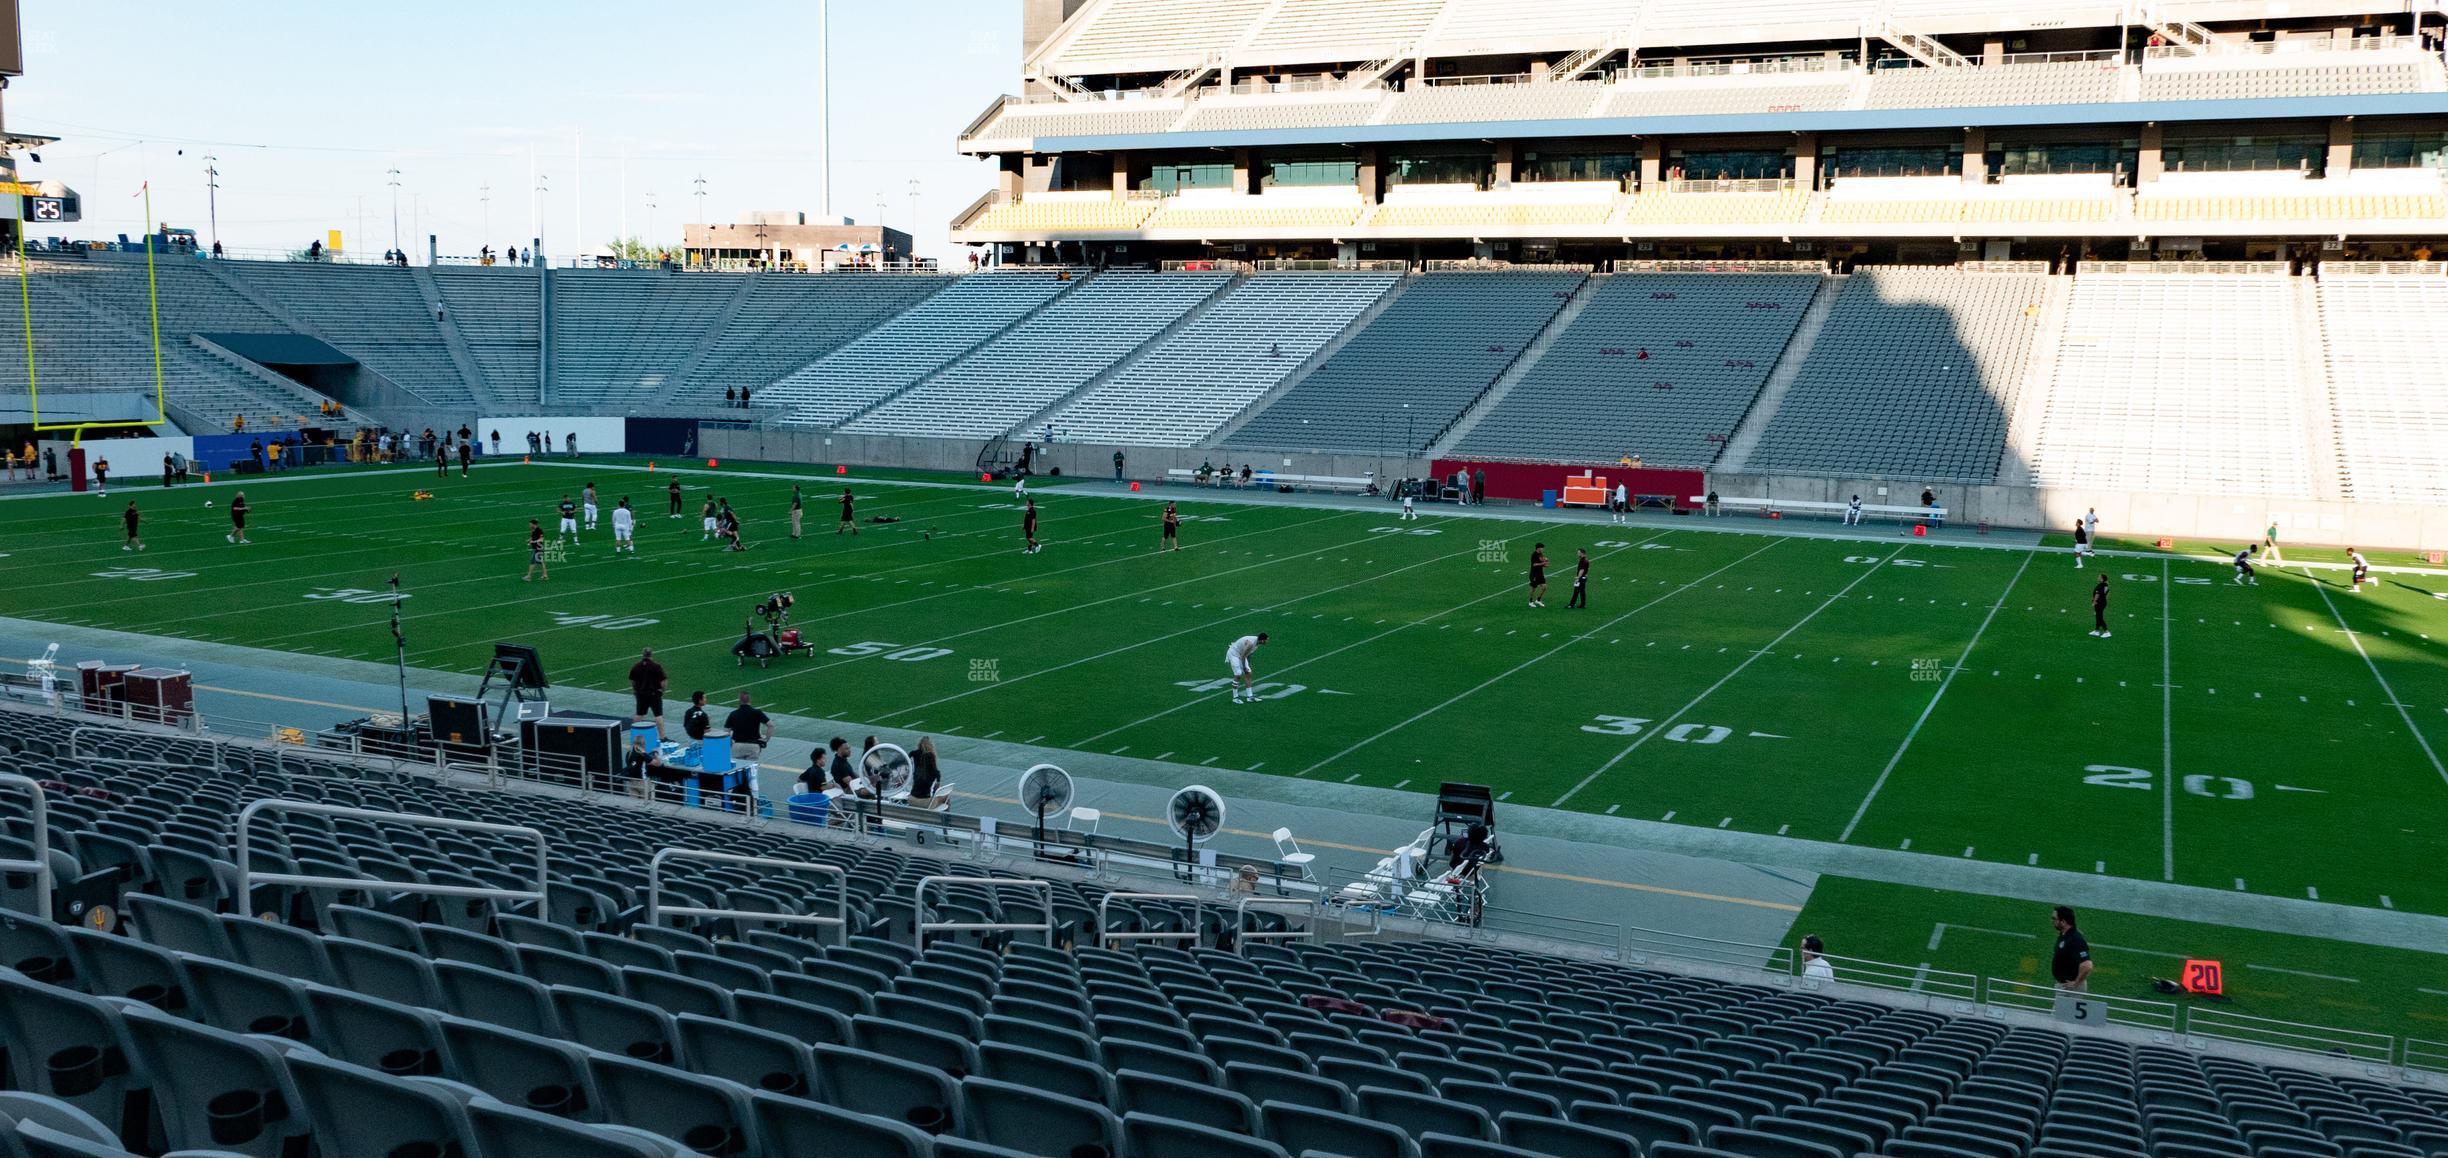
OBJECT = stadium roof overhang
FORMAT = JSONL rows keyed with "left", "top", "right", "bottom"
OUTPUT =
{"left": 1032, "top": 92, "right": 2448, "bottom": 153}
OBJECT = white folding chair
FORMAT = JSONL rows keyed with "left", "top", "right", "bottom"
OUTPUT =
{"left": 1272, "top": 827, "right": 1317, "bottom": 884}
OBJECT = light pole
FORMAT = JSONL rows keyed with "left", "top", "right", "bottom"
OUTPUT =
{"left": 645, "top": 191, "right": 657, "bottom": 259}
{"left": 202, "top": 154, "right": 220, "bottom": 250}
{"left": 480, "top": 183, "right": 491, "bottom": 252}
{"left": 693, "top": 174, "right": 707, "bottom": 224}
{"left": 907, "top": 177, "right": 920, "bottom": 258}
{"left": 533, "top": 172, "right": 550, "bottom": 263}
{"left": 386, "top": 168, "right": 403, "bottom": 256}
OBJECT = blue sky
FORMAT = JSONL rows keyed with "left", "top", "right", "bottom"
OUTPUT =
{"left": 8, "top": 0, "right": 1018, "bottom": 261}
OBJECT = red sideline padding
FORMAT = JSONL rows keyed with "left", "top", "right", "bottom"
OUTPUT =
{"left": 1431, "top": 460, "right": 1706, "bottom": 510}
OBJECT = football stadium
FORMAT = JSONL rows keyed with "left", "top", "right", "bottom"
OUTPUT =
{"left": 0, "top": 0, "right": 2445, "bottom": 1155}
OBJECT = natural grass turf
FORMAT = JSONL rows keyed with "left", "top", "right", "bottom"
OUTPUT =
{"left": 8, "top": 458, "right": 2446, "bottom": 922}
{"left": 1786, "top": 876, "right": 2448, "bottom": 1050}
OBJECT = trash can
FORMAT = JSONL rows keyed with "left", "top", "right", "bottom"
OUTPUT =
{"left": 1541, "top": 489, "right": 1558, "bottom": 509}
{"left": 787, "top": 792, "right": 832, "bottom": 828}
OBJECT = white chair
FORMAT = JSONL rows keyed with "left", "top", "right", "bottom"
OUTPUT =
{"left": 1273, "top": 827, "right": 1317, "bottom": 884}
{"left": 1067, "top": 807, "right": 1101, "bottom": 836}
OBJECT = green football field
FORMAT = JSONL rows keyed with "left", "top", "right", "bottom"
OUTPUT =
{"left": 7, "top": 456, "right": 2448, "bottom": 925}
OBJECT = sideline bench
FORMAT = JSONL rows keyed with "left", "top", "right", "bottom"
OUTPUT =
{"left": 1164, "top": 468, "right": 1374, "bottom": 494}
{"left": 1690, "top": 495, "right": 1948, "bottom": 523}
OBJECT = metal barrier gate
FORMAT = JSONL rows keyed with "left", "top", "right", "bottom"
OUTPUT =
{"left": 0, "top": 773, "right": 51, "bottom": 919}
{"left": 236, "top": 800, "right": 549, "bottom": 912}
{"left": 913, "top": 875, "right": 1053, "bottom": 949}
{"left": 646, "top": 848, "right": 847, "bottom": 943}
{"left": 1233, "top": 896, "right": 1317, "bottom": 955}
{"left": 1095, "top": 891, "right": 1204, "bottom": 948}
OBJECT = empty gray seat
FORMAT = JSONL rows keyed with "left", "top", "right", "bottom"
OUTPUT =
{"left": 1261, "top": 1100, "right": 1421, "bottom": 1158}
{"left": 752, "top": 1091, "right": 932, "bottom": 1158}
{"left": 300, "top": 984, "right": 446, "bottom": 1077}
{"left": 464, "top": 1096, "right": 687, "bottom": 1157}
{"left": 181, "top": 956, "right": 310, "bottom": 1040}
{"left": 551, "top": 986, "right": 680, "bottom": 1065}
{"left": 980, "top": 1043, "right": 1114, "bottom": 1106}
{"left": 435, "top": 960, "right": 559, "bottom": 1036}
{"left": 436, "top": 1016, "right": 599, "bottom": 1119}
{"left": 812, "top": 1044, "right": 963, "bottom": 1135}
{"left": 283, "top": 1051, "right": 478, "bottom": 1158}
{"left": 118, "top": 1006, "right": 313, "bottom": 1158}
{"left": 676, "top": 1014, "right": 817, "bottom": 1098}
{"left": 586, "top": 1052, "right": 757, "bottom": 1157}
{"left": 0, "top": 971, "right": 150, "bottom": 1143}
{"left": 1361, "top": 1086, "right": 1499, "bottom": 1142}
{"left": 1116, "top": 1069, "right": 1261, "bottom": 1135}
{"left": 1124, "top": 1111, "right": 1294, "bottom": 1158}
{"left": 960, "top": 1076, "right": 1125, "bottom": 1158}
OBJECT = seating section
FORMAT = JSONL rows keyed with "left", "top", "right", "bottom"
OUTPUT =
{"left": 0, "top": 272, "right": 330, "bottom": 430}
{"left": 686, "top": 275, "right": 955, "bottom": 404}
{"left": 1455, "top": 273, "right": 1821, "bottom": 467}
{"left": 220, "top": 261, "right": 476, "bottom": 407}
{"left": 546, "top": 272, "right": 748, "bottom": 412}
{"left": 765, "top": 271, "right": 1079, "bottom": 427}
{"left": 2318, "top": 275, "right": 2448, "bottom": 504}
{"left": 847, "top": 271, "right": 1236, "bottom": 439}
{"left": 1229, "top": 271, "right": 1586, "bottom": 453}
{"left": 1384, "top": 81, "right": 1607, "bottom": 125}
{"left": 1366, "top": 200, "right": 1618, "bottom": 229}
{"left": 1619, "top": 189, "right": 1810, "bottom": 225}
{"left": 431, "top": 268, "right": 542, "bottom": 409}
{"left": 1823, "top": 196, "right": 2117, "bottom": 225}
{"left": 2140, "top": 56, "right": 2441, "bottom": 101}
{"left": 7, "top": 703, "right": 2448, "bottom": 1158}
{"left": 1039, "top": 272, "right": 1401, "bottom": 446}
{"left": 968, "top": 198, "right": 1164, "bottom": 233}
{"left": 1043, "top": 0, "right": 1275, "bottom": 76}
{"left": 2033, "top": 272, "right": 2310, "bottom": 497}
{"left": 974, "top": 102, "right": 1186, "bottom": 145}
{"left": 1600, "top": 80, "right": 1854, "bottom": 118}
{"left": 1239, "top": 0, "right": 1441, "bottom": 64}
{"left": 27, "top": 255, "right": 287, "bottom": 337}
{"left": 1146, "top": 203, "right": 1366, "bottom": 232}
{"left": 1754, "top": 268, "right": 2046, "bottom": 484}
{"left": 2136, "top": 189, "right": 2448, "bottom": 222}
{"left": 1180, "top": 98, "right": 1380, "bottom": 133}
{"left": 1865, "top": 60, "right": 2122, "bottom": 109}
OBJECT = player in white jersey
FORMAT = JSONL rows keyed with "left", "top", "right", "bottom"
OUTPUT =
{"left": 611, "top": 497, "right": 637, "bottom": 554}
{"left": 1400, "top": 491, "right": 1416, "bottom": 520}
{"left": 582, "top": 483, "right": 599, "bottom": 531}
{"left": 1844, "top": 495, "right": 1864, "bottom": 526}
{"left": 1225, "top": 632, "right": 1269, "bottom": 704}
{"left": 2348, "top": 547, "right": 2371, "bottom": 592}
{"left": 1012, "top": 476, "right": 1028, "bottom": 501}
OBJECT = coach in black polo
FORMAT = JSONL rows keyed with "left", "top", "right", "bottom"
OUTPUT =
{"left": 2051, "top": 905, "right": 2093, "bottom": 992}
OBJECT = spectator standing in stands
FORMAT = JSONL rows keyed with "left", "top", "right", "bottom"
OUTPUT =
{"left": 211, "top": 240, "right": 223, "bottom": 259}
{"left": 2050, "top": 906, "right": 2093, "bottom": 992}
{"left": 2089, "top": 574, "right": 2111, "bottom": 638}
{"left": 682, "top": 692, "right": 711, "bottom": 741}
{"left": 726, "top": 694, "right": 772, "bottom": 763}
{"left": 907, "top": 737, "right": 946, "bottom": 809}
{"left": 1800, "top": 935, "right": 1836, "bottom": 981}
{"left": 740, "top": 387, "right": 752, "bottom": 409}
{"left": 724, "top": 387, "right": 737, "bottom": 407}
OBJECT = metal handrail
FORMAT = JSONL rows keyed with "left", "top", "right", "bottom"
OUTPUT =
{"left": 1095, "top": 891, "right": 1205, "bottom": 947}
{"left": 914, "top": 875, "right": 1053, "bottom": 948}
{"left": 2405, "top": 1038, "right": 2448, "bottom": 1075}
{"left": 2185, "top": 1008, "right": 2397, "bottom": 1064}
{"left": 1981, "top": 977, "right": 2181, "bottom": 1032}
{"left": 1233, "top": 896, "right": 1317, "bottom": 954}
{"left": 646, "top": 848, "right": 846, "bottom": 943}
{"left": 0, "top": 773, "right": 51, "bottom": 919}
{"left": 1622, "top": 924, "right": 1793, "bottom": 972}
{"left": 236, "top": 799, "right": 548, "bottom": 906}
{"left": 1799, "top": 953, "right": 1980, "bottom": 1003}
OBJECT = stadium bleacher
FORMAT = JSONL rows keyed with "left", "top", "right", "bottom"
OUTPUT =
{"left": 2032, "top": 268, "right": 2314, "bottom": 498}
{"left": 764, "top": 270, "right": 1080, "bottom": 429}
{"left": 1034, "top": 271, "right": 1401, "bottom": 446}
{"left": 431, "top": 268, "right": 542, "bottom": 412}
{"left": 545, "top": 271, "right": 753, "bottom": 413}
{"left": 217, "top": 261, "right": 477, "bottom": 409}
{"left": 0, "top": 265, "right": 333, "bottom": 430}
{"left": 1453, "top": 272, "right": 1822, "bottom": 468}
{"left": 2317, "top": 270, "right": 2448, "bottom": 505}
{"left": 847, "top": 270, "right": 1237, "bottom": 439}
{"left": 685, "top": 274, "right": 957, "bottom": 407}
{"left": 1751, "top": 267, "right": 2047, "bottom": 484}
{"left": 5, "top": 700, "right": 2447, "bottom": 1158}
{"left": 1228, "top": 269, "right": 1587, "bottom": 453}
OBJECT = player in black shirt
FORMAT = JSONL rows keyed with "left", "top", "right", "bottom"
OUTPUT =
{"left": 1160, "top": 503, "right": 1180, "bottom": 552}
{"left": 456, "top": 438, "right": 472, "bottom": 477}
{"left": 669, "top": 479, "right": 684, "bottom": 519}
{"left": 720, "top": 503, "right": 746, "bottom": 552}
{"left": 2232, "top": 547, "right": 2258, "bottom": 586}
{"left": 1567, "top": 548, "right": 1589, "bottom": 609}
{"left": 2089, "top": 574, "right": 2111, "bottom": 637}
{"left": 557, "top": 495, "right": 578, "bottom": 540}
{"left": 837, "top": 487, "right": 859, "bottom": 536}
{"left": 2051, "top": 905, "right": 2093, "bottom": 991}
{"left": 1022, "top": 498, "right": 1040, "bottom": 554}
{"left": 523, "top": 519, "right": 548, "bottom": 582}
{"left": 1527, "top": 543, "right": 1548, "bottom": 608}
{"left": 226, "top": 492, "right": 250, "bottom": 545}
{"left": 121, "top": 501, "right": 143, "bottom": 552}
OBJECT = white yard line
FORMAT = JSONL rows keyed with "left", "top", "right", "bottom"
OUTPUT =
{"left": 2301, "top": 566, "right": 2448, "bottom": 789}
{"left": 2162, "top": 557, "right": 2176, "bottom": 883}
{"left": 1298, "top": 538, "right": 1787, "bottom": 777}
{"left": 1551, "top": 545, "right": 1907, "bottom": 808}
{"left": 1839, "top": 549, "right": 2039, "bottom": 843}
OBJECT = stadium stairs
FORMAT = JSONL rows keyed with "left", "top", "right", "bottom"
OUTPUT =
{"left": 8, "top": 701, "right": 2448, "bottom": 1157}
{"left": 820, "top": 273, "right": 1111, "bottom": 433}
{"left": 2288, "top": 279, "right": 2350, "bottom": 504}
{"left": 1202, "top": 273, "right": 1419, "bottom": 448}
{"left": 1425, "top": 274, "right": 1610, "bottom": 458}
{"left": 1993, "top": 278, "right": 2074, "bottom": 491}
{"left": 409, "top": 266, "right": 493, "bottom": 403}
{"left": 1709, "top": 276, "right": 1844, "bottom": 476}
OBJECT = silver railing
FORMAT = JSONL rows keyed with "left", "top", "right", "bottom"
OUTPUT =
{"left": 2405, "top": 1038, "right": 2448, "bottom": 1075}
{"left": 1095, "top": 891, "right": 1204, "bottom": 947}
{"left": 236, "top": 800, "right": 548, "bottom": 909}
{"left": 645, "top": 848, "right": 846, "bottom": 942}
{"left": 2185, "top": 1009, "right": 2397, "bottom": 1065}
{"left": 913, "top": 875, "right": 1053, "bottom": 948}
{"left": 0, "top": 773, "right": 51, "bottom": 919}
{"left": 1982, "top": 977, "right": 2182, "bottom": 1033}
{"left": 1233, "top": 896, "right": 1318, "bottom": 954}
{"left": 1798, "top": 954, "right": 1980, "bottom": 1003}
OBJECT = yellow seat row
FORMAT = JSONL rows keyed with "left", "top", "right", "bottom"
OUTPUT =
{"left": 2137, "top": 194, "right": 2448, "bottom": 222}
{"left": 1365, "top": 203, "right": 1617, "bottom": 228}
{"left": 1146, "top": 205, "right": 1365, "bottom": 231}
{"left": 967, "top": 199, "right": 1162, "bottom": 232}
{"left": 1618, "top": 191, "right": 1810, "bottom": 225}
